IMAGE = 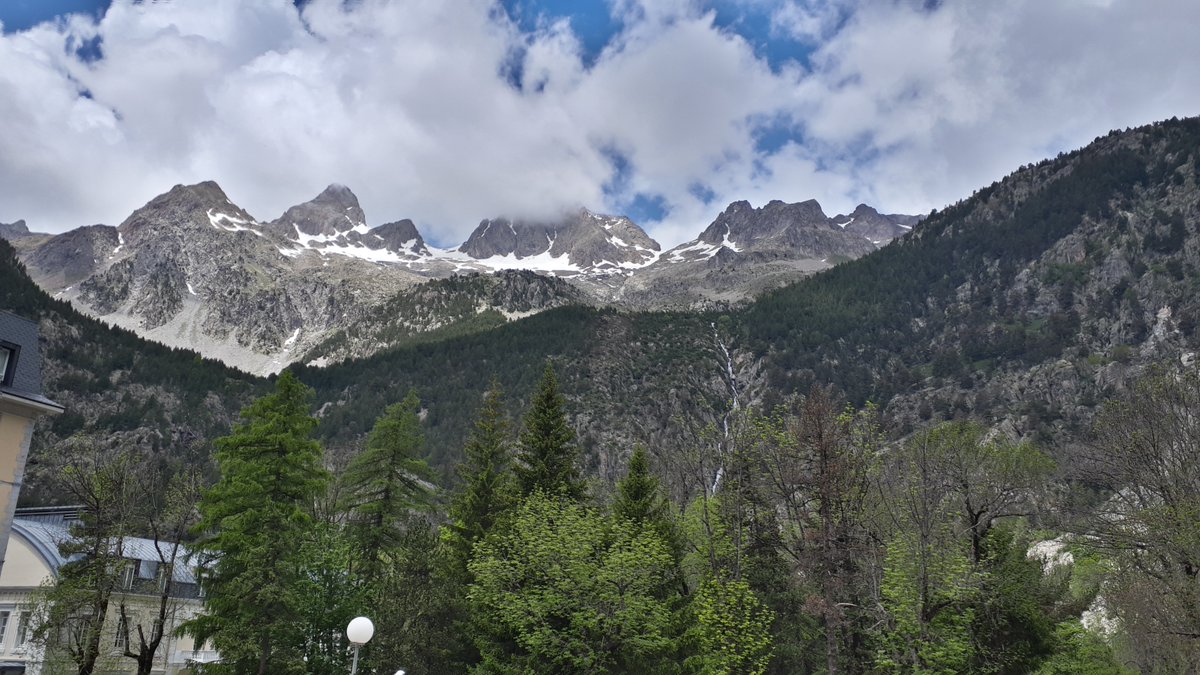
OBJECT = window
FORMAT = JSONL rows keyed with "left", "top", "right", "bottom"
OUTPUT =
{"left": 14, "top": 611, "right": 28, "bottom": 649}
{"left": 122, "top": 561, "right": 136, "bottom": 590}
{"left": 0, "top": 345, "right": 12, "bottom": 386}
{"left": 113, "top": 614, "right": 128, "bottom": 650}
{"left": 0, "top": 611, "right": 9, "bottom": 648}
{"left": 157, "top": 563, "right": 173, "bottom": 592}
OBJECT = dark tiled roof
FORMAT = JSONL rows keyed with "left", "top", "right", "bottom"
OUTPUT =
{"left": 0, "top": 310, "right": 61, "bottom": 411}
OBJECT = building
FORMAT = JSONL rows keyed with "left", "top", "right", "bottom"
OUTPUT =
{"left": 0, "top": 507, "right": 216, "bottom": 674}
{"left": 0, "top": 312, "right": 63, "bottom": 582}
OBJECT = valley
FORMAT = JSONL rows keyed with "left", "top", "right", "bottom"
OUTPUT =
{"left": 3, "top": 116, "right": 1200, "bottom": 674}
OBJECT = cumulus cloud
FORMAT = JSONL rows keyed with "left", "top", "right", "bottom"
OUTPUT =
{"left": 0, "top": 0, "right": 1198, "bottom": 247}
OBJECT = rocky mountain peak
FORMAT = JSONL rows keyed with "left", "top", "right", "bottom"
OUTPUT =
{"left": 162, "top": 181, "right": 233, "bottom": 209}
{"left": 833, "top": 203, "right": 919, "bottom": 243}
{"left": 270, "top": 184, "right": 367, "bottom": 239}
{"left": 700, "top": 198, "right": 831, "bottom": 247}
{"left": 0, "top": 220, "right": 30, "bottom": 240}
{"left": 314, "top": 183, "right": 358, "bottom": 207}
{"left": 459, "top": 208, "right": 660, "bottom": 271}
{"left": 370, "top": 219, "right": 430, "bottom": 256}
{"left": 117, "top": 181, "right": 257, "bottom": 245}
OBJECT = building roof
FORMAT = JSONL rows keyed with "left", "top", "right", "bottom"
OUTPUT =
{"left": 10, "top": 518, "right": 198, "bottom": 585}
{"left": 0, "top": 310, "right": 62, "bottom": 413}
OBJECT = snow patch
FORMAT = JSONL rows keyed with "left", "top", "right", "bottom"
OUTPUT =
{"left": 667, "top": 240, "right": 721, "bottom": 263}
{"left": 186, "top": 281, "right": 197, "bottom": 296}
{"left": 720, "top": 226, "right": 741, "bottom": 252}
{"left": 207, "top": 210, "right": 264, "bottom": 236}
{"left": 291, "top": 224, "right": 412, "bottom": 264}
{"left": 433, "top": 245, "right": 582, "bottom": 273}
{"left": 836, "top": 217, "right": 855, "bottom": 229}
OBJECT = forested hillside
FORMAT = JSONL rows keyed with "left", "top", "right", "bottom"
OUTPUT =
{"left": 0, "top": 237, "right": 262, "bottom": 501}
{"left": 744, "top": 118, "right": 1200, "bottom": 439}
{"left": 302, "top": 116, "right": 1200, "bottom": 480}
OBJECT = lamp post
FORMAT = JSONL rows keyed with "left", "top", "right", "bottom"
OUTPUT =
{"left": 346, "top": 616, "right": 375, "bottom": 675}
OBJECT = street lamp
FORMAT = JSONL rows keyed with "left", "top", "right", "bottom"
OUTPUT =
{"left": 346, "top": 616, "right": 375, "bottom": 675}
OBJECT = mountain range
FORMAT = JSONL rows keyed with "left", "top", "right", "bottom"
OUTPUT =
{"left": 4, "top": 116, "right": 1199, "bottom": 497}
{"left": 6, "top": 182, "right": 913, "bottom": 373}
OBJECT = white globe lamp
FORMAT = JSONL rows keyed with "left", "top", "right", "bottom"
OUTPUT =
{"left": 346, "top": 616, "right": 375, "bottom": 674}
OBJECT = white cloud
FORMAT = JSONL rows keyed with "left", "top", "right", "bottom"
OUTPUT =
{"left": 0, "top": 0, "right": 1198, "bottom": 248}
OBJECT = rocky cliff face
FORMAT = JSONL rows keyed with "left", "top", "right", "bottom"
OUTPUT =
{"left": 22, "top": 224, "right": 119, "bottom": 290}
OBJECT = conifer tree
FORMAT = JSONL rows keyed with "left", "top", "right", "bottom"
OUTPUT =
{"left": 446, "top": 380, "right": 514, "bottom": 578}
{"left": 183, "top": 370, "right": 328, "bottom": 675}
{"left": 613, "top": 445, "right": 668, "bottom": 524}
{"left": 515, "top": 364, "right": 585, "bottom": 500}
{"left": 341, "top": 389, "right": 435, "bottom": 581}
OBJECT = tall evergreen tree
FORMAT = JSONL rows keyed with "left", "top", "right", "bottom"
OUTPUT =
{"left": 183, "top": 370, "right": 329, "bottom": 675}
{"left": 613, "top": 445, "right": 668, "bottom": 524}
{"left": 446, "top": 380, "right": 514, "bottom": 578}
{"left": 515, "top": 364, "right": 585, "bottom": 500}
{"left": 613, "top": 445, "right": 682, "bottom": 568}
{"left": 340, "top": 389, "right": 435, "bottom": 581}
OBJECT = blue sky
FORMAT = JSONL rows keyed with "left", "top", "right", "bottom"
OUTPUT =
{"left": 2, "top": 1, "right": 1199, "bottom": 246}
{"left": 0, "top": 0, "right": 109, "bottom": 31}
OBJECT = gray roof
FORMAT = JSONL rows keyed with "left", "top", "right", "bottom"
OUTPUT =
{"left": 10, "top": 518, "right": 198, "bottom": 585}
{"left": 0, "top": 311, "right": 61, "bottom": 411}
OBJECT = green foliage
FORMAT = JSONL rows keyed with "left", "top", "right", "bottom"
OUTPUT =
{"left": 1034, "top": 622, "right": 1131, "bottom": 675}
{"left": 33, "top": 444, "right": 139, "bottom": 675}
{"left": 680, "top": 495, "right": 734, "bottom": 589}
{"left": 468, "top": 491, "right": 677, "bottom": 673}
{"left": 875, "top": 533, "right": 978, "bottom": 674}
{"left": 341, "top": 389, "right": 436, "bottom": 581}
{"left": 613, "top": 446, "right": 679, "bottom": 557}
{"left": 971, "top": 526, "right": 1059, "bottom": 673}
{"left": 514, "top": 364, "right": 586, "bottom": 500}
{"left": 365, "top": 517, "right": 463, "bottom": 675}
{"left": 686, "top": 573, "right": 776, "bottom": 675}
{"left": 184, "top": 371, "right": 329, "bottom": 675}
{"left": 445, "top": 380, "right": 515, "bottom": 581}
{"left": 293, "top": 521, "right": 360, "bottom": 675}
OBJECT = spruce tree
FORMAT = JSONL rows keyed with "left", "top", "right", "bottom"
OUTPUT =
{"left": 341, "top": 389, "right": 435, "bottom": 581}
{"left": 446, "top": 380, "right": 514, "bottom": 578}
{"left": 613, "top": 445, "right": 684, "bottom": 586}
{"left": 183, "top": 370, "right": 329, "bottom": 675}
{"left": 515, "top": 364, "right": 585, "bottom": 500}
{"left": 613, "top": 445, "right": 669, "bottom": 524}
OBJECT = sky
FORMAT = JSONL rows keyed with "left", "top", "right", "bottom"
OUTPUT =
{"left": 1, "top": 0, "right": 1199, "bottom": 248}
